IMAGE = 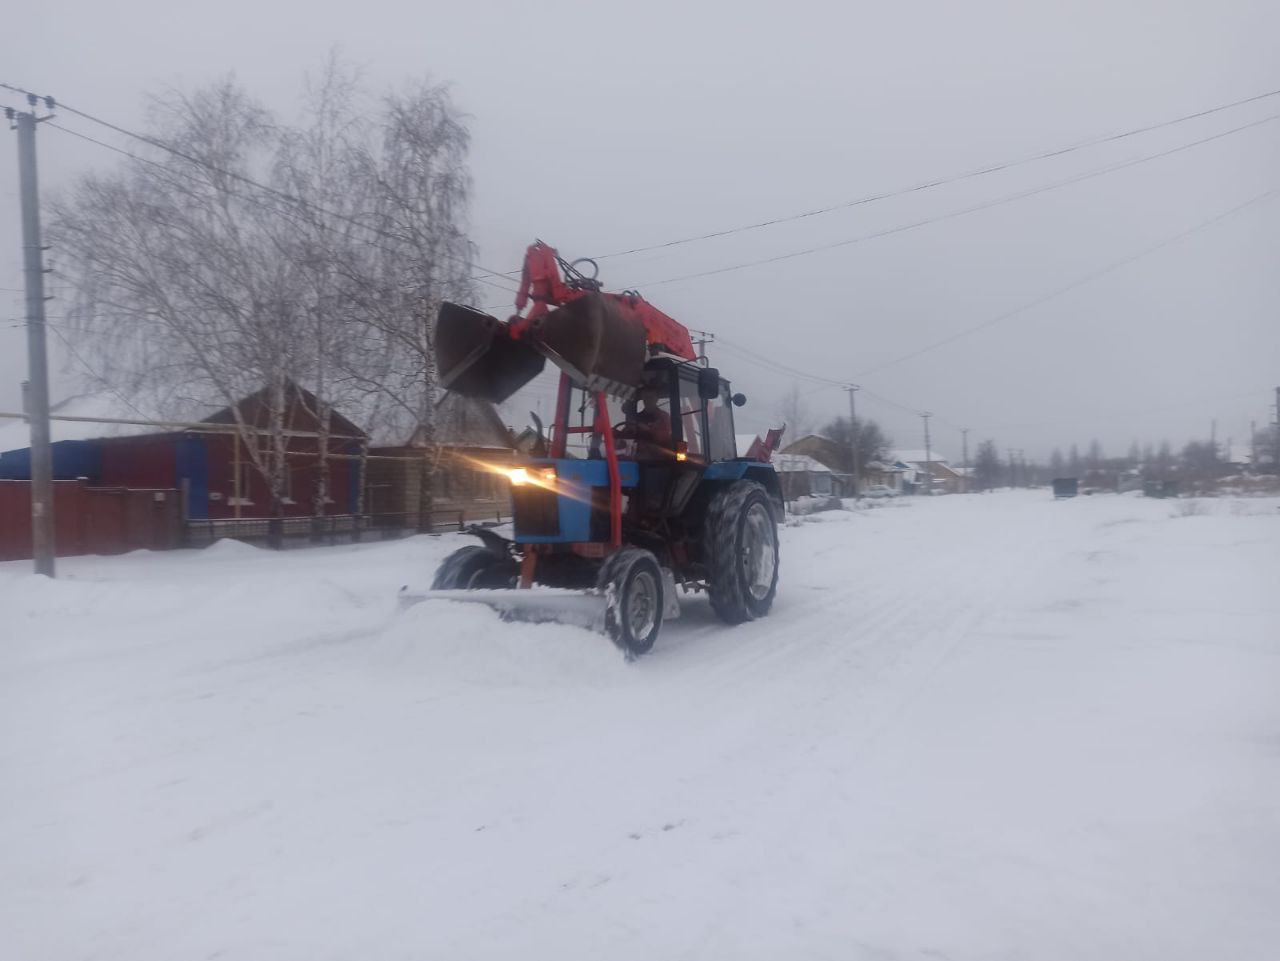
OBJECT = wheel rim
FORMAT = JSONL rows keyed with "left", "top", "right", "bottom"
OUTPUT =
{"left": 741, "top": 503, "right": 777, "bottom": 601}
{"left": 627, "top": 569, "right": 659, "bottom": 639}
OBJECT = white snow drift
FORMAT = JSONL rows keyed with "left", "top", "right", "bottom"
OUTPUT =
{"left": 2, "top": 491, "right": 1278, "bottom": 960}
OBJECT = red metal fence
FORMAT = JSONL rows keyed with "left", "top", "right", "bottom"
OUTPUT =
{"left": 0, "top": 480, "right": 183, "bottom": 561}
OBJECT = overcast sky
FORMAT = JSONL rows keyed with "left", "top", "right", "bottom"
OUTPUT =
{"left": 3, "top": 0, "right": 1278, "bottom": 461}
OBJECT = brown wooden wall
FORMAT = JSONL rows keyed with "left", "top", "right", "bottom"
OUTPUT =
{"left": 0, "top": 480, "right": 182, "bottom": 561}
{"left": 366, "top": 446, "right": 512, "bottom": 528}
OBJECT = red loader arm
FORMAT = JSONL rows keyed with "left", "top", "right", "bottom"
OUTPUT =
{"left": 513, "top": 241, "right": 696, "bottom": 361}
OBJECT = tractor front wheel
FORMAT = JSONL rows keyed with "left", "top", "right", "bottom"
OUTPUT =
{"left": 431, "top": 546, "right": 518, "bottom": 590}
{"left": 599, "top": 547, "right": 665, "bottom": 658}
{"left": 705, "top": 480, "right": 779, "bottom": 625}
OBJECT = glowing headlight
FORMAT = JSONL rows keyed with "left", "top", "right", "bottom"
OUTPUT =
{"left": 506, "top": 467, "right": 555, "bottom": 487}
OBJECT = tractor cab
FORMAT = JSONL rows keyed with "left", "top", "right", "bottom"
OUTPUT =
{"left": 615, "top": 359, "right": 743, "bottom": 466}
{"left": 507, "top": 360, "right": 744, "bottom": 550}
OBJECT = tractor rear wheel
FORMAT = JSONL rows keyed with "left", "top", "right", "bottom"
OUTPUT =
{"left": 431, "top": 546, "right": 518, "bottom": 590}
{"left": 705, "top": 480, "right": 779, "bottom": 625}
{"left": 599, "top": 547, "right": 665, "bottom": 658}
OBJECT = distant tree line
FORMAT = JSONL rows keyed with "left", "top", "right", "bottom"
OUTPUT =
{"left": 963, "top": 429, "right": 1279, "bottom": 493}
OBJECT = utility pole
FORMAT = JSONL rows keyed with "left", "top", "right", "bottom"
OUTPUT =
{"left": 1274, "top": 386, "right": 1279, "bottom": 474}
{"left": 1251, "top": 419, "right": 1257, "bottom": 470}
{"left": 692, "top": 330, "right": 714, "bottom": 367}
{"left": 1007, "top": 447, "right": 1016, "bottom": 488}
{"left": 845, "top": 385, "right": 860, "bottom": 497}
{"left": 960, "top": 427, "right": 970, "bottom": 493}
{"left": 921, "top": 411, "right": 933, "bottom": 495}
{"left": 9, "top": 95, "right": 57, "bottom": 577}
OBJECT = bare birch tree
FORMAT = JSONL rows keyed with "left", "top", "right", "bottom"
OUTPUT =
{"left": 344, "top": 81, "right": 476, "bottom": 531}
{"left": 51, "top": 82, "right": 308, "bottom": 544}
{"left": 51, "top": 61, "right": 477, "bottom": 544}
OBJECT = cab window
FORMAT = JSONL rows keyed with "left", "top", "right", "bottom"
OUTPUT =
{"left": 677, "top": 375, "right": 706, "bottom": 460}
{"left": 706, "top": 383, "right": 736, "bottom": 462}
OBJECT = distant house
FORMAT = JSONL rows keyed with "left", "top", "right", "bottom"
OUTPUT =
{"left": 773, "top": 452, "right": 837, "bottom": 503}
{"left": 778, "top": 434, "right": 854, "bottom": 495}
{"left": 863, "top": 459, "right": 908, "bottom": 492}
{"left": 782, "top": 433, "right": 927, "bottom": 495}
{"left": 1223, "top": 442, "right": 1254, "bottom": 472}
{"left": 890, "top": 450, "right": 964, "bottom": 494}
{"left": 0, "top": 384, "right": 367, "bottom": 557}
{"left": 366, "top": 392, "right": 514, "bottom": 529}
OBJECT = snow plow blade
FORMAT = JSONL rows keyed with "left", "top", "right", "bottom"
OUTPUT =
{"left": 398, "top": 588, "right": 608, "bottom": 632}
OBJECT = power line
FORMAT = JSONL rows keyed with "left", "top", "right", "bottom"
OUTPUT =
{"left": 631, "top": 111, "right": 1280, "bottom": 290}
{"left": 715, "top": 336, "right": 845, "bottom": 388}
{"left": 854, "top": 183, "right": 1280, "bottom": 378}
{"left": 2, "top": 82, "right": 518, "bottom": 295}
{"left": 589, "top": 85, "right": 1280, "bottom": 263}
{"left": 986, "top": 386, "right": 1277, "bottom": 432}
{"left": 45, "top": 322, "right": 153, "bottom": 421}
{"left": 43, "top": 119, "right": 519, "bottom": 299}
{"left": 701, "top": 180, "right": 1279, "bottom": 399}
{"left": 713, "top": 339, "right": 934, "bottom": 425}
{"left": 710, "top": 182, "right": 1280, "bottom": 444}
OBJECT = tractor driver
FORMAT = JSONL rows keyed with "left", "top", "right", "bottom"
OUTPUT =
{"left": 617, "top": 385, "right": 673, "bottom": 457}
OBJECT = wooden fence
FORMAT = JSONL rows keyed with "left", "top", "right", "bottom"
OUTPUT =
{"left": 0, "top": 480, "right": 183, "bottom": 561}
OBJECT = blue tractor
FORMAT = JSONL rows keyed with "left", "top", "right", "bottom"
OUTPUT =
{"left": 425, "top": 242, "right": 784, "bottom": 657}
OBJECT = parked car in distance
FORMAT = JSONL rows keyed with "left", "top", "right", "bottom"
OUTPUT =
{"left": 864, "top": 484, "right": 898, "bottom": 498}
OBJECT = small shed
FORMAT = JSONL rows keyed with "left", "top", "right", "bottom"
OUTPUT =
{"left": 1052, "top": 477, "right": 1079, "bottom": 499}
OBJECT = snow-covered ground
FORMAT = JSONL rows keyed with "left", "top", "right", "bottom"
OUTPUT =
{"left": 3, "top": 491, "right": 1278, "bottom": 960}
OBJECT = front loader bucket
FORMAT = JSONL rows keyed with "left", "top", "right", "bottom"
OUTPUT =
{"left": 436, "top": 302, "right": 546, "bottom": 403}
{"left": 533, "top": 294, "right": 647, "bottom": 398}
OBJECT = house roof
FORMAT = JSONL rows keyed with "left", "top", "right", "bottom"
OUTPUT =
{"left": 773, "top": 453, "right": 832, "bottom": 474}
{"left": 892, "top": 449, "right": 950, "bottom": 466}
{"left": 202, "top": 380, "right": 366, "bottom": 439}
{"left": 779, "top": 434, "right": 847, "bottom": 470}
{"left": 2, "top": 381, "right": 372, "bottom": 456}
{"left": 379, "top": 392, "right": 512, "bottom": 450}
{"left": 435, "top": 393, "right": 512, "bottom": 449}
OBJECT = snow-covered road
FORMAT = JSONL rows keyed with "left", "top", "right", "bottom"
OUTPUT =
{"left": 3, "top": 491, "right": 1278, "bottom": 960}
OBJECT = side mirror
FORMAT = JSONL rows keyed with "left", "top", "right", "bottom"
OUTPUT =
{"left": 732, "top": 392, "right": 747, "bottom": 407}
{"left": 697, "top": 366, "right": 720, "bottom": 401}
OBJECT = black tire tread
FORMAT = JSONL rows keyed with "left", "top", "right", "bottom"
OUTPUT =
{"left": 704, "top": 480, "right": 779, "bottom": 625}
{"left": 432, "top": 546, "right": 516, "bottom": 590}
{"left": 599, "top": 546, "right": 664, "bottom": 657}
